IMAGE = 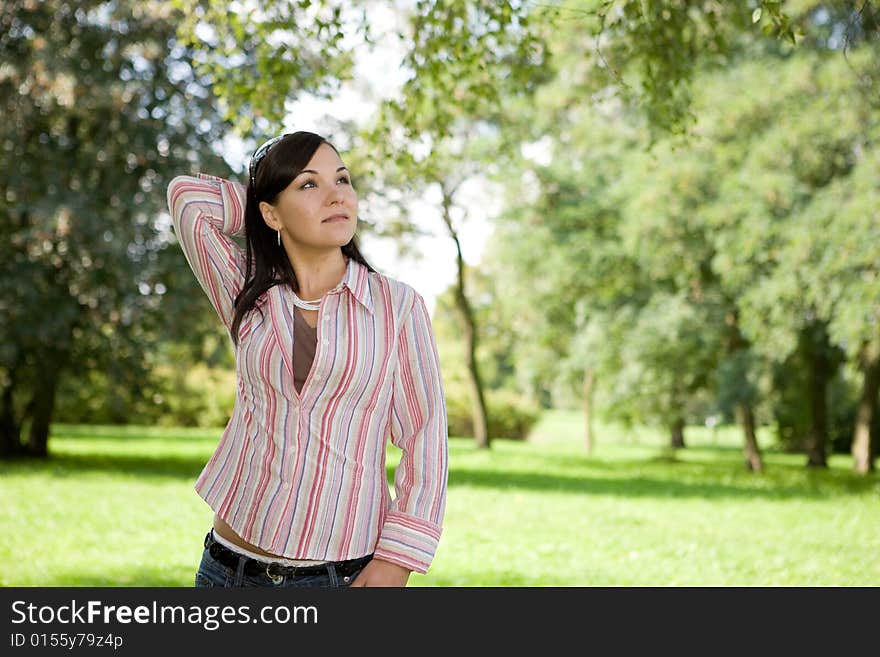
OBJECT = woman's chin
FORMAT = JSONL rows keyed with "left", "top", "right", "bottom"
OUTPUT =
{"left": 327, "top": 227, "right": 357, "bottom": 246}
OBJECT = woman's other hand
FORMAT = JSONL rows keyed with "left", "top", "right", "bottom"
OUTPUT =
{"left": 349, "top": 558, "right": 411, "bottom": 587}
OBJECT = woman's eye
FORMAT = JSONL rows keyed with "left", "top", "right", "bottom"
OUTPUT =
{"left": 299, "top": 176, "right": 351, "bottom": 189}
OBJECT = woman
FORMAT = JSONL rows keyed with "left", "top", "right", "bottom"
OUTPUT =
{"left": 166, "top": 131, "right": 448, "bottom": 587}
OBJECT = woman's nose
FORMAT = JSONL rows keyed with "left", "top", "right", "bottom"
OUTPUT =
{"left": 327, "top": 187, "right": 345, "bottom": 204}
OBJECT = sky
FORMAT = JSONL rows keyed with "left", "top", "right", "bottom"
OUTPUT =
{"left": 215, "top": 3, "right": 499, "bottom": 315}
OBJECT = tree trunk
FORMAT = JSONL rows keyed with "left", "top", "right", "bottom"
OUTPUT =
{"left": 852, "top": 341, "right": 880, "bottom": 475}
{"left": 735, "top": 402, "right": 763, "bottom": 472}
{"left": 26, "top": 359, "right": 64, "bottom": 458}
{"left": 0, "top": 372, "right": 23, "bottom": 458}
{"left": 440, "top": 184, "right": 489, "bottom": 449}
{"left": 583, "top": 367, "right": 595, "bottom": 455}
{"left": 670, "top": 417, "right": 685, "bottom": 449}
{"left": 805, "top": 327, "right": 830, "bottom": 468}
{"left": 723, "top": 309, "right": 764, "bottom": 472}
{"left": 457, "top": 294, "right": 488, "bottom": 448}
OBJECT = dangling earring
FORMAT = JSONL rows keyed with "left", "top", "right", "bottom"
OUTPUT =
{"left": 277, "top": 229, "right": 281, "bottom": 246}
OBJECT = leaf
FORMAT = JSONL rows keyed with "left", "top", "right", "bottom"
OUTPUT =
{"left": 752, "top": 8, "right": 762, "bottom": 23}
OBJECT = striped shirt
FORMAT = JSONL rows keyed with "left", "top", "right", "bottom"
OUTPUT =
{"left": 166, "top": 173, "right": 448, "bottom": 574}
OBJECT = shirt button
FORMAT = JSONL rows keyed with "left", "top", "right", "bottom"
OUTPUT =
{"left": 322, "top": 339, "right": 329, "bottom": 347}
{"left": 323, "top": 315, "right": 330, "bottom": 322}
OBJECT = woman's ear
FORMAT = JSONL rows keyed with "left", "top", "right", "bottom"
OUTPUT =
{"left": 258, "top": 201, "right": 279, "bottom": 231}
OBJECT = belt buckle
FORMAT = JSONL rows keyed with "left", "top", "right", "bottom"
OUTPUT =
{"left": 265, "top": 561, "right": 285, "bottom": 585}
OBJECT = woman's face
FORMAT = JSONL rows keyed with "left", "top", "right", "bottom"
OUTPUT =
{"left": 262, "top": 143, "right": 358, "bottom": 251}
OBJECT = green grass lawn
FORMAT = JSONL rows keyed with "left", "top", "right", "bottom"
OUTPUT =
{"left": 1, "top": 411, "right": 877, "bottom": 586}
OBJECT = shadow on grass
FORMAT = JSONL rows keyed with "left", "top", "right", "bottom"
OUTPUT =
{"left": 0, "top": 451, "right": 206, "bottom": 480}
{"left": 505, "top": 449, "right": 790, "bottom": 476}
{"left": 459, "top": 437, "right": 874, "bottom": 473}
{"left": 440, "top": 463, "right": 877, "bottom": 501}
{"left": 2, "top": 437, "right": 873, "bottom": 501}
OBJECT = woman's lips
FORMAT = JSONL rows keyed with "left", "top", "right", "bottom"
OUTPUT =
{"left": 322, "top": 215, "right": 348, "bottom": 223}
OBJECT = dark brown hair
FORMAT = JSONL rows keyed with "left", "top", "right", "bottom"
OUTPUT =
{"left": 230, "top": 131, "right": 375, "bottom": 345}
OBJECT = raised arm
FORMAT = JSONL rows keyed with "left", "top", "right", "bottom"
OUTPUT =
{"left": 166, "top": 173, "right": 248, "bottom": 336}
{"left": 373, "top": 291, "right": 449, "bottom": 575}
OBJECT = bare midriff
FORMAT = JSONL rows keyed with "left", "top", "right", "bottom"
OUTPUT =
{"left": 212, "top": 514, "right": 292, "bottom": 560}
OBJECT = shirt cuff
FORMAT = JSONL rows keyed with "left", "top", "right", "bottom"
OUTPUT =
{"left": 373, "top": 510, "right": 443, "bottom": 574}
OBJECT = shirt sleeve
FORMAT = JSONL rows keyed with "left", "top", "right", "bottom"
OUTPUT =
{"left": 373, "top": 291, "right": 449, "bottom": 574}
{"left": 166, "top": 173, "right": 248, "bottom": 336}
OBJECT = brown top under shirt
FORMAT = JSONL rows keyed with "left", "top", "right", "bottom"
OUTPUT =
{"left": 293, "top": 307, "right": 318, "bottom": 394}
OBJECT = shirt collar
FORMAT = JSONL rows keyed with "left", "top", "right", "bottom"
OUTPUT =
{"left": 338, "top": 257, "right": 374, "bottom": 315}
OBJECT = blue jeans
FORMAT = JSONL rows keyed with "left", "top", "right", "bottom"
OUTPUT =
{"left": 194, "top": 530, "right": 372, "bottom": 588}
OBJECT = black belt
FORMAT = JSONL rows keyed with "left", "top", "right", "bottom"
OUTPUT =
{"left": 204, "top": 531, "right": 373, "bottom": 579}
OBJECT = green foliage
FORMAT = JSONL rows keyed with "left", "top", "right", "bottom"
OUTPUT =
{"left": 433, "top": 268, "right": 519, "bottom": 392}
{"left": 54, "top": 335, "right": 236, "bottom": 428}
{"left": 150, "top": 361, "right": 236, "bottom": 428}
{"left": 169, "top": 0, "right": 356, "bottom": 135}
{"left": 769, "top": 323, "right": 847, "bottom": 451}
{"left": 172, "top": 1, "right": 878, "bottom": 142}
{"left": 433, "top": 273, "right": 541, "bottom": 440}
{"left": 712, "top": 346, "right": 765, "bottom": 423}
{"left": 445, "top": 384, "right": 541, "bottom": 440}
{"left": 54, "top": 369, "right": 144, "bottom": 426}
{"left": 827, "top": 368, "right": 880, "bottom": 456}
{"left": 580, "top": 0, "right": 878, "bottom": 136}
{"left": 371, "top": 0, "right": 550, "bottom": 156}
{"left": 593, "top": 293, "right": 723, "bottom": 430}
{"left": 0, "top": 0, "right": 236, "bottom": 454}
{"left": 483, "top": 8, "right": 879, "bottom": 464}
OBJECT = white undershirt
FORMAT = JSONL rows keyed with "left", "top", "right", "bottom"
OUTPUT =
{"left": 211, "top": 529, "right": 328, "bottom": 566}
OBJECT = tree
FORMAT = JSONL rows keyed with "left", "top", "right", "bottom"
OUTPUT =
{"left": 480, "top": 112, "right": 646, "bottom": 451}
{"left": 699, "top": 50, "right": 876, "bottom": 468}
{"left": 0, "top": 0, "right": 234, "bottom": 456}
{"left": 169, "top": 0, "right": 356, "bottom": 135}
{"left": 482, "top": 2, "right": 878, "bottom": 472}
{"left": 547, "top": 0, "right": 878, "bottom": 135}
{"left": 353, "top": 1, "right": 549, "bottom": 448}
{"left": 789, "top": 142, "right": 880, "bottom": 472}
